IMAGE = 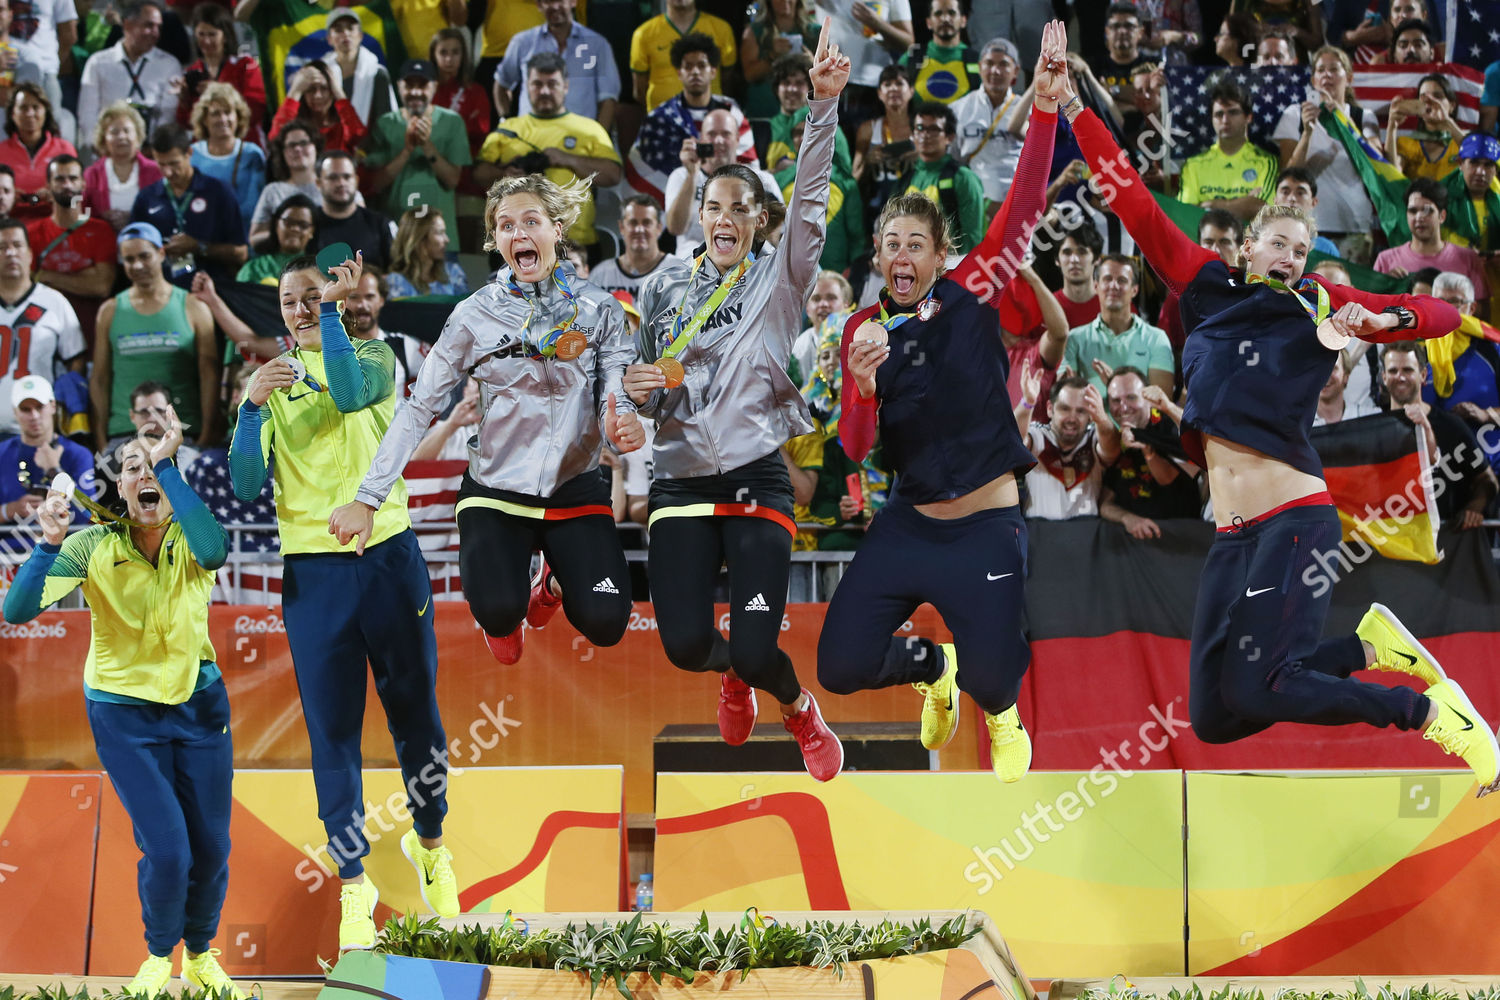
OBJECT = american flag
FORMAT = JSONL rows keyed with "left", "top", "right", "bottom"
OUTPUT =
{"left": 1445, "top": 0, "right": 1500, "bottom": 70}
{"left": 1352, "top": 62, "right": 1485, "bottom": 133}
{"left": 1162, "top": 65, "right": 1309, "bottom": 168}
{"left": 624, "top": 93, "right": 761, "bottom": 203}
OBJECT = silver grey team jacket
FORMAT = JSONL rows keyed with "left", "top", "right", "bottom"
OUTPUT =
{"left": 635, "top": 95, "right": 839, "bottom": 480}
{"left": 354, "top": 262, "right": 636, "bottom": 506}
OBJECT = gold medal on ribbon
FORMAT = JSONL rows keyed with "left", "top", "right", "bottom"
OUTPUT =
{"left": 657, "top": 357, "right": 685, "bottom": 388}
{"left": 553, "top": 330, "right": 587, "bottom": 360}
{"left": 854, "top": 319, "right": 889, "bottom": 347}
{"left": 1316, "top": 318, "right": 1350, "bottom": 351}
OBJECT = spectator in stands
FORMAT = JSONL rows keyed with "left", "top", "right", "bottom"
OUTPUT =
{"left": 739, "top": 0, "right": 819, "bottom": 119}
{"left": 475, "top": 52, "right": 618, "bottom": 251}
{"left": 387, "top": 207, "right": 467, "bottom": 298}
{"left": 1176, "top": 80, "right": 1277, "bottom": 224}
{"left": 1254, "top": 26, "right": 1298, "bottom": 65}
{"left": 1214, "top": 12, "right": 1260, "bottom": 67}
{"left": 82, "top": 103, "right": 160, "bottom": 232}
{"left": 411, "top": 374, "right": 480, "bottom": 461}
{"left": 589, "top": 194, "right": 673, "bottom": 298}
{"left": 1483, "top": 59, "right": 1497, "bottom": 135}
{"left": 30, "top": 155, "right": 115, "bottom": 346}
{"left": 174, "top": 3, "right": 265, "bottom": 145}
{"left": 1273, "top": 166, "right": 1338, "bottom": 256}
{"left": 851, "top": 63, "right": 913, "bottom": 213}
{"left": 628, "top": 33, "right": 755, "bottom": 203}
{"left": 1140, "top": 0, "right": 1202, "bottom": 65}
{"left": 313, "top": 151, "right": 395, "bottom": 269}
{"left": 1100, "top": 366, "right": 1201, "bottom": 536}
{"left": 630, "top": 0, "right": 736, "bottom": 110}
{"left": 249, "top": 124, "right": 322, "bottom": 251}
{"left": 1383, "top": 341, "right": 1498, "bottom": 529}
{"left": 184, "top": 362, "right": 277, "bottom": 551}
{"left": 1425, "top": 272, "right": 1500, "bottom": 472}
{"left": 791, "top": 270, "right": 853, "bottom": 387}
{"left": 100, "top": 379, "right": 204, "bottom": 472}
{"left": 1096, "top": 2, "right": 1159, "bottom": 136}
{"left": 663, "top": 106, "right": 780, "bottom": 257}
{"left": 1375, "top": 178, "right": 1489, "bottom": 314}
{"left": 1158, "top": 209, "right": 1241, "bottom": 353}
{"left": 1050, "top": 226, "right": 1106, "bottom": 328}
{"left": 92, "top": 223, "right": 217, "bottom": 452}
{"left": 236, "top": 193, "right": 317, "bottom": 285}
{"left": 0, "top": 164, "right": 15, "bottom": 218}
{"left": 0, "top": 81, "right": 72, "bottom": 220}
{"left": 898, "top": 0, "right": 979, "bottom": 105}
{"left": 1390, "top": 18, "right": 1434, "bottom": 63}
{"left": 189, "top": 83, "right": 267, "bottom": 239}
{"left": 1275, "top": 46, "right": 1379, "bottom": 259}
{"left": 1232, "top": 0, "right": 1323, "bottom": 54}
{"left": 342, "top": 266, "right": 427, "bottom": 404}
{"left": 269, "top": 62, "right": 368, "bottom": 155}
{"left": 322, "top": 8, "right": 395, "bottom": 127}
{"left": 131, "top": 124, "right": 247, "bottom": 289}
{"left": 1065, "top": 254, "right": 1174, "bottom": 394}
{"left": 76, "top": 0, "right": 179, "bottom": 160}
{"left": 818, "top": 0, "right": 911, "bottom": 119}
{"left": 0, "top": 218, "right": 84, "bottom": 445}
{"left": 0, "top": 0, "right": 45, "bottom": 116}
{"left": 997, "top": 264, "right": 1071, "bottom": 413}
{"left": 897, "top": 101, "right": 983, "bottom": 254}
{"left": 366, "top": 60, "right": 470, "bottom": 253}
{"left": 496, "top": 0, "right": 618, "bottom": 131}
{"left": 1015, "top": 373, "right": 1117, "bottom": 518}
{"left": 772, "top": 108, "right": 862, "bottom": 273}
{"left": 430, "top": 28, "right": 491, "bottom": 157}
{"left": 766, "top": 53, "right": 854, "bottom": 175}
{"left": 1390, "top": 76, "right": 1467, "bottom": 186}
{"left": 0, "top": 375, "right": 95, "bottom": 525}
{"left": 1448, "top": 133, "right": 1500, "bottom": 256}
{"left": 4, "top": 0, "right": 73, "bottom": 138}
{"left": 1313, "top": 362, "right": 1353, "bottom": 425}
{"left": 952, "top": 38, "right": 1025, "bottom": 211}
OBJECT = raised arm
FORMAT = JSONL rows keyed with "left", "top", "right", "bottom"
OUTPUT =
{"left": 156, "top": 461, "right": 227, "bottom": 570}
{"left": 839, "top": 306, "right": 880, "bottom": 463}
{"left": 1318, "top": 279, "right": 1462, "bottom": 344}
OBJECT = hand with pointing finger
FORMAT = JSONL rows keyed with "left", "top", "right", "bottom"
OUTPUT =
{"left": 604, "top": 393, "right": 646, "bottom": 454}
{"left": 329, "top": 500, "right": 376, "bottom": 555}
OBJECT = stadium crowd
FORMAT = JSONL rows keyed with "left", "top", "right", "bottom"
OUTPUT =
{"left": 1, "top": 0, "right": 1499, "bottom": 574}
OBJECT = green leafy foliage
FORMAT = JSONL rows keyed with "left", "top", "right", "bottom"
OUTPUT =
{"left": 374, "top": 911, "right": 978, "bottom": 998}
{"left": 1080, "top": 985, "right": 1500, "bottom": 1000}
{"left": 0, "top": 988, "right": 245, "bottom": 1000}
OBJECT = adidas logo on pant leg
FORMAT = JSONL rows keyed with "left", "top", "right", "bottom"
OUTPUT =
{"left": 593, "top": 578, "right": 619, "bottom": 594}
{"left": 744, "top": 593, "right": 771, "bottom": 612}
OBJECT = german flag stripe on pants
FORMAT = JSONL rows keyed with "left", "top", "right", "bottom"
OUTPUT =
{"left": 454, "top": 497, "right": 614, "bottom": 521}
{"left": 647, "top": 503, "right": 796, "bottom": 537}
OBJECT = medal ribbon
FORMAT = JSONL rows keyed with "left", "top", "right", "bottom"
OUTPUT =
{"left": 19, "top": 460, "right": 162, "bottom": 529}
{"left": 875, "top": 283, "right": 937, "bottom": 331}
{"left": 507, "top": 265, "right": 580, "bottom": 358}
{"left": 1245, "top": 273, "right": 1332, "bottom": 324}
{"left": 662, "top": 254, "right": 753, "bottom": 362}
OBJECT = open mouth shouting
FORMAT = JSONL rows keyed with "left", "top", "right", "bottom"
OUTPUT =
{"left": 1267, "top": 266, "right": 1292, "bottom": 284}
{"left": 890, "top": 266, "right": 917, "bottom": 299}
{"left": 136, "top": 485, "right": 163, "bottom": 517}
{"left": 512, "top": 245, "right": 541, "bottom": 275}
{"left": 711, "top": 227, "right": 740, "bottom": 257}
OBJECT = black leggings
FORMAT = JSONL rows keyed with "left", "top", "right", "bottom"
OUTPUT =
{"left": 647, "top": 514, "right": 803, "bottom": 705}
{"left": 457, "top": 506, "right": 631, "bottom": 647}
{"left": 817, "top": 502, "right": 1030, "bottom": 716}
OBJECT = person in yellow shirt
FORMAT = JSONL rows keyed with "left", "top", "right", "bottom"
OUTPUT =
{"left": 1387, "top": 74, "right": 1466, "bottom": 182}
{"left": 3, "top": 413, "right": 247, "bottom": 1000}
{"left": 630, "top": 0, "right": 736, "bottom": 109}
{"left": 475, "top": 52, "right": 621, "bottom": 247}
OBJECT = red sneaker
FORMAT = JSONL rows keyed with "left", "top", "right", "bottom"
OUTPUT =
{"left": 783, "top": 690, "right": 843, "bottom": 782}
{"left": 717, "top": 673, "right": 757, "bottom": 745}
{"left": 485, "top": 625, "right": 524, "bottom": 664}
{"left": 526, "top": 559, "right": 563, "bottom": 629}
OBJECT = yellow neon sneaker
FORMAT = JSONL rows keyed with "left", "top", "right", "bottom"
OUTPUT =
{"left": 338, "top": 877, "right": 380, "bottom": 951}
{"left": 183, "top": 948, "right": 247, "bottom": 999}
{"left": 913, "top": 643, "right": 960, "bottom": 750}
{"left": 123, "top": 954, "right": 172, "bottom": 997}
{"left": 986, "top": 705, "right": 1032, "bottom": 783}
{"left": 1423, "top": 680, "right": 1499, "bottom": 792}
{"left": 401, "top": 827, "right": 460, "bottom": 918}
{"left": 1357, "top": 603, "right": 1446, "bottom": 686}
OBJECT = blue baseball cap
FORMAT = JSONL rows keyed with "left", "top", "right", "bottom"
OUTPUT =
{"left": 1458, "top": 132, "right": 1500, "bottom": 164}
{"left": 117, "top": 221, "right": 163, "bottom": 247}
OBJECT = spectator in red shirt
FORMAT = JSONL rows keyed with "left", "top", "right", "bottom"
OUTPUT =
{"left": 430, "top": 27, "right": 491, "bottom": 158}
{"left": 81, "top": 102, "right": 162, "bottom": 232}
{"left": 0, "top": 81, "right": 74, "bottom": 220}
{"left": 269, "top": 61, "right": 368, "bottom": 154}
{"left": 174, "top": 4, "right": 266, "bottom": 146}
{"left": 29, "top": 154, "right": 116, "bottom": 347}
{"left": 1159, "top": 208, "right": 1241, "bottom": 354}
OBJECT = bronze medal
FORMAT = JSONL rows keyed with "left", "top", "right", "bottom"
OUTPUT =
{"left": 1316, "top": 318, "right": 1350, "bottom": 351}
{"left": 554, "top": 330, "right": 587, "bottom": 360}
{"left": 854, "top": 319, "right": 889, "bottom": 347}
{"left": 656, "top": 357, "right": 685, "bottom": 388}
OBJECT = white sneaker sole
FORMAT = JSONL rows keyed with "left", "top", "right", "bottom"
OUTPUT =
{"left": 1431, "top": 680, "right": 1500, "bottom": 794}
{"left": 1368, "top": 602, "right": 1447, "bottom": 683}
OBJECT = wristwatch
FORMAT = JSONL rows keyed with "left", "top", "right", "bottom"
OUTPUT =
{"left": 1381, "top": 305, "right": 1416, "bottom": 330}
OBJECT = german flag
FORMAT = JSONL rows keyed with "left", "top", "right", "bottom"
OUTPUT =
{"left": 1311, "top": 412, "right": 1441, "bottom": 565}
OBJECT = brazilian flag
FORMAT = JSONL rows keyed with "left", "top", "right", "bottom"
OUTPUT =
{"left": 249, "top": 0, "right": 408, "bottom": 105}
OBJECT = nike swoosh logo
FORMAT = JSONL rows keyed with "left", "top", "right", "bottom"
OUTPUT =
{"left": 418, "top": 597, "right": 430, "bottom": 617}
{"left": 1246, "top": 586, "right": 1275, "bottom": 597}
{"left": 1396, "top": 650, "right": 1418, "bottom": 665}
{"left": 987, "top": 572, "right": 1013, "bottom": 581}
{"left": 1452, "top": 708, "right": 1475, "bottom": 732}
{"left": 114, "top": 559, "right": 129, "bottom": 567}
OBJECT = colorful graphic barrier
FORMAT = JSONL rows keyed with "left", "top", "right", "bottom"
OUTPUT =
{"left": 1187, "top": 770, "right": 1500, "bottom": 974}
{"left": 0, "top": 772, "right": 101, "bottom": 975}
{"left": 652, "top": 771, "right": 1187, "bottom": 977}
{"left": 87, "top": 767, "right": 623, "bottom": 977}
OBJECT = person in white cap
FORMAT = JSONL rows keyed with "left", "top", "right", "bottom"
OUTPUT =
{"left": 0, "top": 214, "right": 85, "bottom": 439}
{"left": 0, "top": 374, "right": 95, "bottom": 531}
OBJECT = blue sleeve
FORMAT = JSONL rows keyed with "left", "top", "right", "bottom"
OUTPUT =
{"left": 321, "top": 302, "right": 393, "bottom": 411}
{"left": 229, "top": 400, "right": 269, "bottom": 501}
{"left": 2, "top": 541, "right": 61, "bottom": 623}
{"left": 155, "top": 460, "right": 226, "bottom": 570}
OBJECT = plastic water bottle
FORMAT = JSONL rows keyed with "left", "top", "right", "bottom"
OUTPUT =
{"left": 633, "top": 873, "right": 654, "bottom": 912}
